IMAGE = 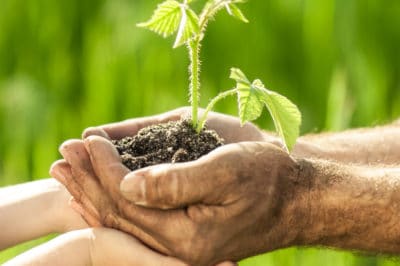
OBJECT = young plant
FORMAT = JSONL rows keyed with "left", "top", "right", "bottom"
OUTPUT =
{"left": 138, "top": 0, "right": 301, "bottom": 151}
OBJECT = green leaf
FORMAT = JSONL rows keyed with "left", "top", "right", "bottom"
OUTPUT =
{"left": 173, "top": 7, "right": 199, "bottom": 48}
{"left": 230, "top": 68, "right": 263, "bottom": 124}
{"left": 230, "top": 68, "right": 301, "bottom": 151}
{"left": 256, "top": 84, "right": 302, "bottom": 152}
{"left": 137, "top": 0, "right": 182, "bottom": 38}
{"left": 230, "top": 67, "right": 251, "bottom": 85}
{"left": 225, "top": 3, "right": 248, "bottom": 23}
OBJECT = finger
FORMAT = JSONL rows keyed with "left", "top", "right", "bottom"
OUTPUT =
{"left": 111, "top": 215, "right": 170, "bottom": 255}
{"left": 206, "top": 112, "right": 264, "bottom": 143}
{"left": 82, "top": 136, "right": 128, "bottom": 200}
{"left": 82, "top": 127, "right": 110, "bottom": 139}
{"left": 59, "top": 140, "right": 170, "bottom": 252}
{"left": 82, "top": 108, "right": 185, "bottom": 140}
{"left": 50, "top": 159, "right": 68, "bottom": 185}
{"left": 50, "top": 159, "right": 101, "bottom": 220}
{"left": 119, "top": 147, "right": 232, "bottom": 209}
{"left": 90, "top": 228, "right": 186, "bottom": 266}
{"left": 60, "top": 140, "right": 111, "bottom": 197}
{"left": 70, "top": 198, "right": 102, "bottom": 227}
{"left": 84, "top": 136, "right": 190, "bottom": 237}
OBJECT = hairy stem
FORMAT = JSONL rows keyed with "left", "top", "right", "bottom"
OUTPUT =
{"left": 197, "top": 88, "right": 237, "bottom": 132}
{"left": 199, "top": 0, "right": 229, "bottom": 33}
{"left": 189, "top": 40, "right": 200, "bottom": 129}
{"left": 190, "top": 0, "right": 232, "bottom": 131}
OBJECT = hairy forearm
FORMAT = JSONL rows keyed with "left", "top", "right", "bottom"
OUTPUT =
{"left": 0, "top": 179, "right": 85, "bottom": 250}
{"left": 265, "top": 120, "right": 400, "bottom": 165}
{"left": 298, "top": 159, "right": 400, "bottom": 254}
{"left": 298, "top": 121, "right": 400, "bottom": 164}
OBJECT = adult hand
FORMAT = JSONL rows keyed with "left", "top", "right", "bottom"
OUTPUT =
{"left": 52, "top": 136, "right": 310, "bottom": 266}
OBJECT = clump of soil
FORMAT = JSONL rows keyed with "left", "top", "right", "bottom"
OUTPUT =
{"left": 112, "top": 120, "right": 224, "bottom": 171}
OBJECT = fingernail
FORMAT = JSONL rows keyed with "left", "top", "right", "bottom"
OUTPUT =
{"left": 58, "top": 140, "right": 78, "bottom": 163}
{"left": 59, "top": 145, "right": 68, "bottom": 159}
{"left": 120, "top": 173, "right": 146, "bottom": 204}
{"left": 82, "top": 127, "right": 109, "bottom": 139}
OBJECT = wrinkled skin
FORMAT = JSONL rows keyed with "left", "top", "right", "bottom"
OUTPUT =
{"left": 51, "top": 108, "right": 308, "bottom": 266}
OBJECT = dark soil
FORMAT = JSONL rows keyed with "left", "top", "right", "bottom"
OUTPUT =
{"left": 112, "top": 120, "right": 224, "bottom": 171}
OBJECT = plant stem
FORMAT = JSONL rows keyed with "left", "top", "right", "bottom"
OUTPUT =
{"left": 189, "top": 40, "right": 200, "bottom": 129}
{"left": 190, "top": 0, "right": 231, "bottom": 132}
{"left": 199, "top": 0, "right": 229, "bottom": 33}
{"left": 196, "top": 88, "right": 237, "bottom": 132}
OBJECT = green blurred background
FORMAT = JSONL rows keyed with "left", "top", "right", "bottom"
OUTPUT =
{"left": 0, "top": 0, "right": 399, "bottom": 264}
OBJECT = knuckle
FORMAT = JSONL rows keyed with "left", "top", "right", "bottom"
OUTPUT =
{"left": 145, "top": 173, "right": 165, "bottom": 206}
{"left": 213, "top": 152, "right": 242, "bottom": 178}
{"left": 145, "top": 178, "right": 170, "bottom": 207}
{"left": 73, "top": 189, "right": 84, "bottom": 203}
{"left": 102, "top": 211, "right": 119, "bottom": 229}
{"left": 146, "top": 167, "right": 181, "bottom": 208}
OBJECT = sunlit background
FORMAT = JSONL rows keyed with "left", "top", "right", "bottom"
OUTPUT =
{"left": 1, "top": 0, "right": 399, "bottom": 264}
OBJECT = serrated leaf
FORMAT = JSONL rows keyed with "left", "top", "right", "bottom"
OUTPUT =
{"left": 173, "top": 7, "right": 199, "bottom": 48}
{"left": 230, "top": 67, "right": 251, "bottom": 85}
{"left": 230, "top": 68, "right": 263, "bottom": 125}
{"left": 236, "top": 84, "right": 264, "bottom": 125}
{"left": 258, "top": 87, "right": 302, "bottom": 151}
{"left": 225, "top": 3, "right": 248, "bottom": 23}
{"left": 137, "top": 0, "right": 181, "bottom": 38}
{"left": 230, "top": 68, "right": 301, "bottom": 151}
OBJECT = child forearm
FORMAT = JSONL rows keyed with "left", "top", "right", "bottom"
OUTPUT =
{"left": 0, "top": 179, "right": 86, "bottom": 250}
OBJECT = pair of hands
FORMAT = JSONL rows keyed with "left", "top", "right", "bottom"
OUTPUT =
{"left": 51, "top": 107, "right": 307, "bottom": 266}
{"left": 0, "top": 178, "right": 189, "bottom": 266}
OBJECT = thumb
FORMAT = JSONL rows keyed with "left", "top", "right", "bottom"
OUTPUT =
{"left": 120, "top": 159, "right": 224, "bottom": 209}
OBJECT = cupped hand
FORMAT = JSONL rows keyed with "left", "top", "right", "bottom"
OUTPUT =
{"left": 51, "top": 138, "right": 238, "bottom": 266}
{"left": 82, "top": 107, "right": 270, "bottom": 144}
{"left": 52, "top": 136, "right": 310, "bottom": 266}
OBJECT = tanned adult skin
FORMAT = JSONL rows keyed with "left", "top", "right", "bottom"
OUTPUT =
{"left": 51, "top": 107, "right": 400, "bottom": 266}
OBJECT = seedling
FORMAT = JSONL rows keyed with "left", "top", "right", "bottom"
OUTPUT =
{"left": 138, "top": 0, "right": 301, "bottom": 151}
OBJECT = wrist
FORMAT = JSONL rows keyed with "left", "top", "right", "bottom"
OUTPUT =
{"left": 258, "top": 156, "right": 314, "bottom": 251}
{"left": 51, "top": 180, "right": 87, "bottom": 232}
{"left": 276, "top": 157, "right": 315, "bottom": 247}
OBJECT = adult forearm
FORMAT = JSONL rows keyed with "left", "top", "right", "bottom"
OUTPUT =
{"left": 298, "top": 159, "right": 400, "bottom": 254}
{"left": 278, "top": 121, "right": 400, "bottom": 165}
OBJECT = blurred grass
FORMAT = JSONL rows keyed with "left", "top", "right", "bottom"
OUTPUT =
{"left": 0, "top": 0, "right": 399, "bottom": 264}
